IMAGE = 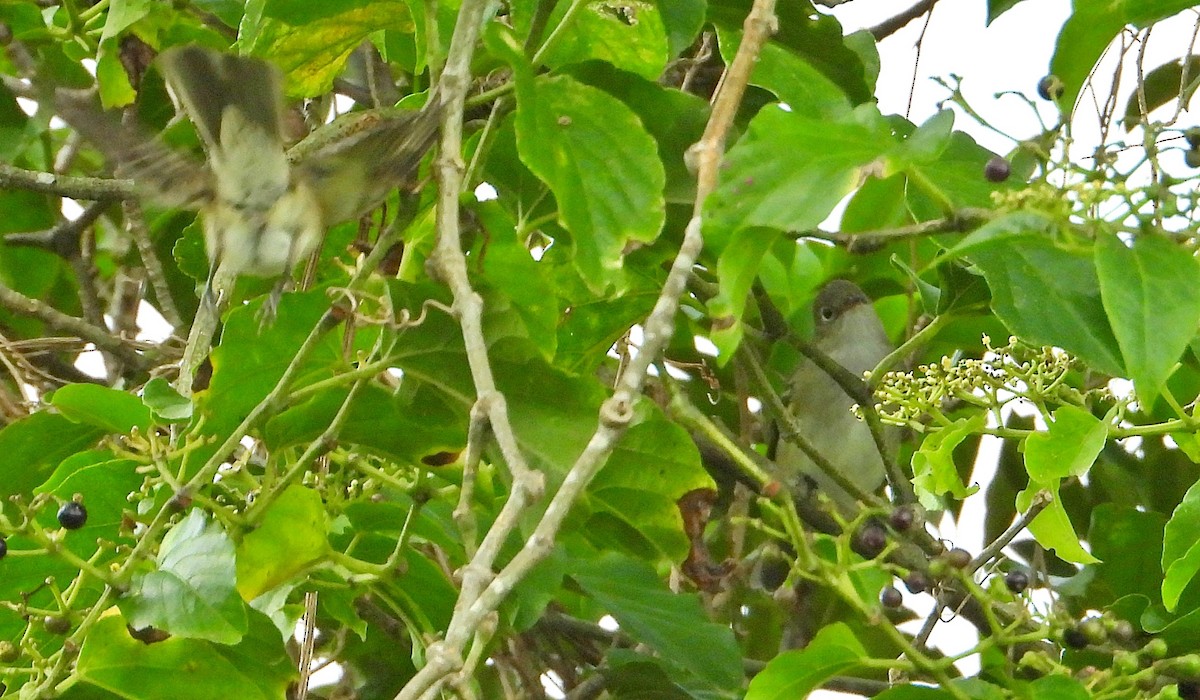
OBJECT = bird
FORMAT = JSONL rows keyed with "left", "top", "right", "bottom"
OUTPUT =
{"left": 774, "top": 279, "right": 895, "bottom": 515}
{"left": 54, "top": 45, "right": 441, "bottom": 320}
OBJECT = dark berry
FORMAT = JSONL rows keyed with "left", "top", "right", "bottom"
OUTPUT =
{"left": 984, "top": 156, "right": 1011, "bottom": 183}
{"left": 0, "top": 538, "right": 7, "bottom": 559}
{"left": 1037, "top": 75, "right": 1065, "bottom": 101}
{"left": 1004, "top": 569, "right": 1029, "bottom": 594}
{"left": 889, "top": 505, "right": 915, "bottom": 532}
{"left": 1062, "top": 627, "right": 1088, "bottom": 649}
{"left": 903, "top": 571, "right": 931, "bottom": 594}
{"left": 1186, "top": 149, "right": 1200, "bottom": 169}
{"left": 758, "top": 556, "right": 789, "bottom": 591}
{"left": 1181, "top": 681, "right": 1200, "bottom": 700}
{"left": 57, "top": 502, "right": 87, "bottom": 530}
{"left": 854, "top": 522, "right": 888, "bottom": 559}
{"left": 43, "top": 616, "right": 70, "bottom": 635}
{"left": 945, "top": 548, "right": 972, "bottom": 569}
{"left": 880, "top": 586, "right": 903, "bottom": 608}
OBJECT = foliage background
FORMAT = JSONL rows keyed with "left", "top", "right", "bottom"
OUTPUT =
{"left": 0, "top": 0, "right": 1198, "bottom": 698}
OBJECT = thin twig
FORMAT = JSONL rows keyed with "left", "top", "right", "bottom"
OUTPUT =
{"left": 0, "top": 282, "right": 150, "bottom": 370}
{"left": 870, "top": 0, "right": 940, "bottom": 42}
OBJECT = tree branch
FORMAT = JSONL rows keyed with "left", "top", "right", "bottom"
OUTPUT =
{"left": 870, "top": 0, "right": 941, "bottom": 41}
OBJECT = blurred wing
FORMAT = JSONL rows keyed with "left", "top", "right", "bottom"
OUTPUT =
{"left": 54, "top": 88, "right": 212, "bottom": 209}
{"left": 157, "top": 46, "right": 284, "bottom": 154}
{"left": 292, "top": 101, "right": 441, "bottom": 224}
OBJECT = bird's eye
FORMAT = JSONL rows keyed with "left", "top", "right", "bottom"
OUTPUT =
{"left": 819, "top": 306, "right": 835, "bottom": 321}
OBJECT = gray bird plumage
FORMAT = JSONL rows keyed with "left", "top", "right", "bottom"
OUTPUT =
{"left": 775, "top": 280, "right": 895, "bottom": 514}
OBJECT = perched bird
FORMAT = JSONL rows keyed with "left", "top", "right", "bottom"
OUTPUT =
{"left": 55, "top": 45, "right": 440, "bottom": 318}
{"left": 775, "top": 280, "right": 894, "bottom": 514}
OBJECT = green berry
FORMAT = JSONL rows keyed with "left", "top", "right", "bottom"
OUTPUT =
{"left": 945, "top": 548, "right": 972, "bottom": 569}
{"left": 1185, "top": 149, "right": 1200, "bottom": 169}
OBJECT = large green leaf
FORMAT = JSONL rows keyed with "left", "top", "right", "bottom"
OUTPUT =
{"left": 236, "top": 486, "right": 330, "bottom": 599}
{"left": 586, "top": 419, "right": 716, "bottom": 560}
{"left": 538, "top": 0, "right": 670, "bottom": 79}
{"left": 1051, "top": 0, "right": 1197, "bottom": 114}
{"left": 745, "top": 622, "right": 866, "bottom": 699}
{"left": 0, "top": 413, "right": 104, "bottom": 498}
{"left": 1163, "top": 479, "right": 1200, "bottom": 611}
{"left": 249, "top": 1, "right": 415, "bottom": 96}
{"left": 912, "top": 415, "right": 985, "bottom": 510}
{"left": 1017, "top": 483, "right": 1100, "bottom": 565}
{"left": 715, "top": 25, "right": 851, "bottom": 120}
{"left": 120, "top": 510, "right": 247, "bottom": 643}
{"left": 1095, "top": 233, "right": 1200, "bottom": 406}
{"left": 1122, "top": 56, "right": 1200, "bottom": 128}
{"left": 512, "top": 72, "right": 665, "bottom": 292}
{"left": 1087, "top": 505, "right": 1166, "bottom": 604}
{"left": 572, "top": 552, "right": 742, "bottom": 690}
{"left": 1024, "top": 405, "right": 1107, "bottom": 482}
{"left": 949, "top": 213, "right": 1124, "bottom": 376}
{"left": 704, "top": 105, "right": 892, "bottom": 244}
{"left": 51, "top": 384, "right": 152, "bottom": 435}
{"left": 77, "top": 612, "right": 293, "bottom": 699}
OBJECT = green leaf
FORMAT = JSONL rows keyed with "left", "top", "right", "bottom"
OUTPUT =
{"left": 476, "top": 203, "right": 560, "bottom": 357}
{"left": 710, "top": 1, "right": 870, "bottom": 104}
{"left": 708, "top": 227, "right": 782, "bottom": 358}
{"left": 1017, "top": 485, "right": 1100, "bottom": 565}
{"left": 704, "top": 105, "right": 892, "bottom": 245}
{"left": 1051, "top": 0, "right": 1197, "bottom": 114}
{"left": 51, "top": 384, "right": 152, "bottom": 435}
{"left": 587, "top": 420, "right": 717, "bottom": 560}
{"left": 745, "top": 622, "right": 866, "bottom": 699}
{"left": 539, "top": 0, "right": 670, "bottom": 79}
{"left": 265, "top": 383, "right": 465, "bottom": 464}
{"left": 120, "top": 510, "right": 247, "bottom": 643}
{"left": 77, "top": 612, "right": 293, "bottom": 699}
{"left": 657, "top": 0, "right": 706, "bottom": 59}
{"left": 513, "top": 73, "right": 665, "bottom": 292}
{"left": 0, "top": 413, "right": 104, "bottom": 498}
{"left": 1163, "top": 479, "right": 1200, "bottom": 611}
{"left": 141, "top": 378, "right": 193, "bottom": 423}
{"left": 1123, "top": 56, "right": 1200, "bottom": 128}
{"left": 572, "top": 552, "right": 742, "bottom": 689}
{"left": 1023, "top": 405, "right": 1107, "bottom": 482}
{"left": 237, "top": 486, "right": 330, "bottom": 600}
{"left": 949, "top": 215, "right": 1124, "bottom": 376}
{"left": 715, "top": 25, "right": 851, "bottom": 120}
{"left": 912, "top": 415, "right": 985, "bottom": 510}
{"left": 1095, "top": 233, "right": 1200, "bottom": 406}
{"left": 249, "top": 1, "right": 415, "bottom": 96}
{"left": 1088, "top": 505, "right": 1166, "bottom": 604}
{"left": 986, "top": 0, "right": 1026, "bottom": 24}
